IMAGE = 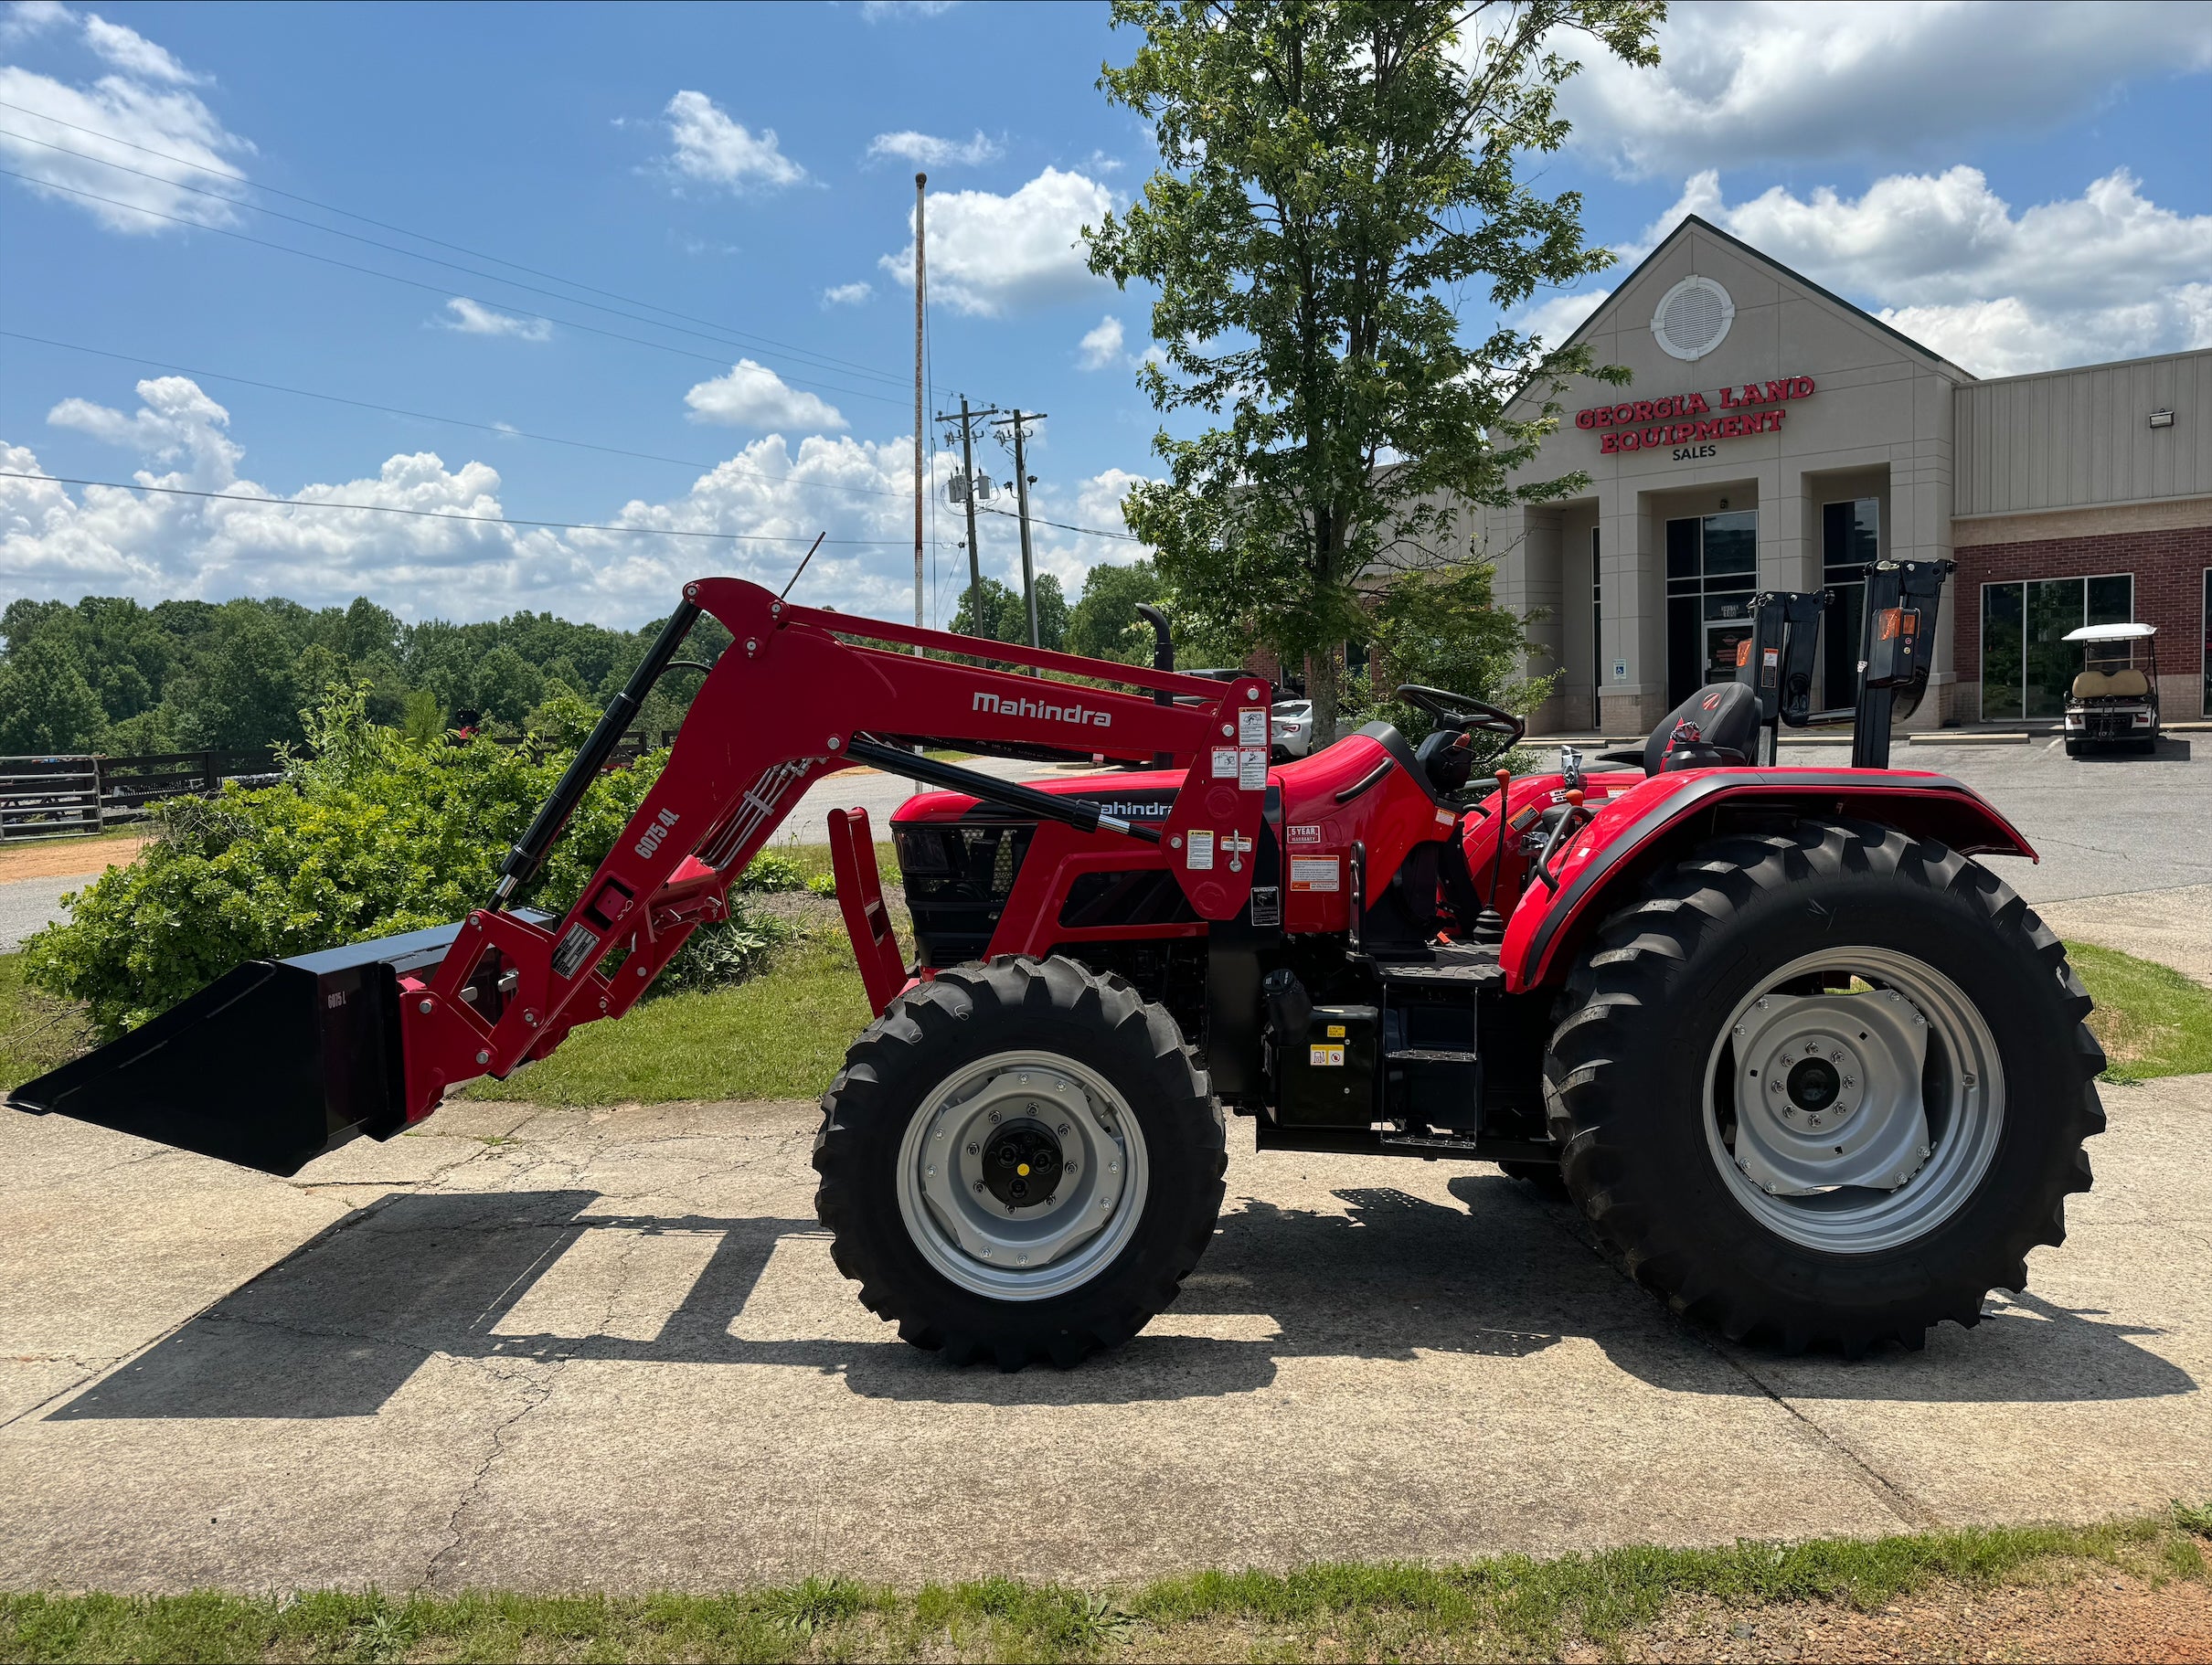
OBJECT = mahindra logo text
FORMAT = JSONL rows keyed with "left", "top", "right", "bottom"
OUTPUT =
{"left": 973, "top": 690, "right": 1112, "bottom": 728}
{"left": 633, "top": 808, "right": 680, "bottom": 861}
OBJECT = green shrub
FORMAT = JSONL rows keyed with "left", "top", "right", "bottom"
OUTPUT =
{"left": 806, "top": 871, "right": 838, "bottom": 898}
{"left": 654, "top": 910, "right": 792, "bottom": 995}
{"left": 739, "top": 851, "right": 807, "bottom": 893}
{"left": 26, "top": 688, "right": 671, "bottom": 1036}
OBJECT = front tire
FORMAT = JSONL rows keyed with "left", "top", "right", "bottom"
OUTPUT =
{"left": 814, "top": 956, "right": 1225, "bottom": 1368}
{"left": 1544, "top": 819, "right": 2104, "bottom": 1353}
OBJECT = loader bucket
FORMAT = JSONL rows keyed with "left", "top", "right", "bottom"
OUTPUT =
{"left": 7, "top": 921, "right": 464, "bottom": 1178}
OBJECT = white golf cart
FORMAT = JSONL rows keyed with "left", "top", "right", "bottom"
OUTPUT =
{"left": 2062, "top": 621, "right": 2160, "bottom": 756}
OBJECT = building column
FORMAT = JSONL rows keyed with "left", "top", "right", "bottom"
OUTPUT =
{"left": 1895, "top": 374, "right": 1960, "bottom": 726}
{"left": 1599, "top": 483, "right": 1663, "bottom": 736}
{"left": 1520, "top": 507, "right": 1567, "bottom": 733}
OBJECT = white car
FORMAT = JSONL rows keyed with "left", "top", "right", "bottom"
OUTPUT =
{"left": 1270, "top": 698, "right": 1314, "bottom": 759}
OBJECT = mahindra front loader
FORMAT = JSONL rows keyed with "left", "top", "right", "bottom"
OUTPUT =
{"left": 11, "top": 563, "right": 2104, "bottom": 1363}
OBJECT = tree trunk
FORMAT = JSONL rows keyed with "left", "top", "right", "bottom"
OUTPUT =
{"left": 1307, "top": 642, "right": 1341, "bottom": 749}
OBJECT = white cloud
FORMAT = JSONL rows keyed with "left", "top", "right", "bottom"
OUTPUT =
{"left": 867, "top": 129, "right": 1002, "bottom": 168}
{"left": 47, "top": 376, "right": 242, "bottom": 486}
{"left": 0, "top": 3, "right": 69, "bottom": 43}
{"left": 656, "top": 90, "right": 804, "bottom": 191}
{"left": 860, "top": 1, "right": 957, "bottom": 19}
{"left": 1515, "top": 291, "right": 1610, "bottom": 347}
{"left": 684, "top": 360, "right": 847, "bottom": 432}
{"left": 79, "top": 10, "right": 203, "bottom": 83}
{"left": 1077, "top": 314, "right": 1125, "bottom": 370}
{"left": 0, "top": 377, "right": 1155, "bottom": 625}
{"left": 881, "top": 166, "right": 1114, "bottom": 316}
{"left": 0, "top": 7, "right": 251, "bottom": 234}
{"left": 437, "top": 297, "right": 553, "bottom": 341}
{"left": 1626, "top": 165, "right": 2212, "bottom": 376}
{"left": 1559, "top": 1, "right": 2212, "bottom": 178}
{"left": 821, "top": 281, "right": 873, "bottom": 307}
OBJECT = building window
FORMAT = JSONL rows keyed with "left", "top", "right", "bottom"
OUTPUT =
{"left": 1665, "top": 509, "right": 1758, "bottom": 707}
{"left": 1980, "top": 573, "right": 2133, "bottom": 720}
{"left": 1821, "top": 499, "right": 1878, "bottom": 708}
{"left": 2203, "top": 567, "right": 2211, "bottom": 719}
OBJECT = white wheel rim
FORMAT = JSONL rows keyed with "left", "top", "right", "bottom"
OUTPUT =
{"left": 895, "top": 1049, "right": 1150, "bottom": 1301}
{"left": 1703, "top": 947, "right": 2005, "bottom": 1255}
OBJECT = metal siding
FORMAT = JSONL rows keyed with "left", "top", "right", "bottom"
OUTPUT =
{"left": 1955, "top": 348, "right": 2212, "bottom": 516}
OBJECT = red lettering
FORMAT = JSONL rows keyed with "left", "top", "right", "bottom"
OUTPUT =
{"left": 1599, "top": 432, "right": 1619, "bottom": 453}
{"left": 1768, "top": 408, "right": 1787, "bottom": 431}
{"left": 1643, "top": 427, "right": 1664, "bottom": 448}
{"left": 1791, "top": 376, "right": 1814, "bottom": 398}
{"left": 1576, "top": 410, "right": 1596, "bottom": 430}
{"left": 1688, "top": 391, "right": 1710, "bottom": 415}
{"left": 1613, "top": 404, "right": 1635, "bottom": 426}
{"left": 1764, "top": 380, "right": 1789, "bottom": 403}
{"left": 1631, "top": 400, "right": 1653, "bottom": 421}
{"left": 1619, "top": 430, "right": 1641, "bottom": 451}
{"left": 1721, "top": 415, "right": 1746, "bottom": 437}
{"left": 1718, "top": 386, "right": 1739, "bottom": 408}
{"left": 1696, "top": 419, "right": 1720, "bottom": 440}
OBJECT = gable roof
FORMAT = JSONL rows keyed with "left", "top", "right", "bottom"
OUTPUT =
{"left": 1555, "top": 213, "right": 1974, "bottom": 380}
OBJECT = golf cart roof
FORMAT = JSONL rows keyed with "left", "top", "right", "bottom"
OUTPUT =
{"left": 2063, "top": 622, "right": 2157, "bottom": 642}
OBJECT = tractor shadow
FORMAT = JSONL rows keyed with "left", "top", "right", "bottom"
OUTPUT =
{"left": 48, "top": 1176, "right": 2192, "bottom": 1420}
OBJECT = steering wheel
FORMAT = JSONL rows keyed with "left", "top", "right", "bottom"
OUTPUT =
{"left": 1396, "top": 684, "right": 1526, "bottom": 746}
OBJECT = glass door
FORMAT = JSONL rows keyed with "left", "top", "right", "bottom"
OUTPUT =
{"left": 1665, "top": 509, "right": 1758, "bottom": 707}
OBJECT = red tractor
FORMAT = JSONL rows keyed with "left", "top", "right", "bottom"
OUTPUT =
{"left": 13, "top": 561, "right": 2103, "bottom": 1365}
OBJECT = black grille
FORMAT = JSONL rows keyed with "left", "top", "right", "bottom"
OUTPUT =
{"left": 894, "top": 821, "right": 1037, "bottom": 966}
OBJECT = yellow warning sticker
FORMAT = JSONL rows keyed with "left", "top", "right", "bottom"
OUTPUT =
{"left": 1308, "top": 1045, "right": 1345, "bottom": 1067}
{"left": 1325, "top": 1023, "right": 1345, "bottom": 1038}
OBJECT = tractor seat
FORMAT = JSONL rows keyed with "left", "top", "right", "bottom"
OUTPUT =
{"left": 1643, "top": 681, "right": 1760, "bottom": 774}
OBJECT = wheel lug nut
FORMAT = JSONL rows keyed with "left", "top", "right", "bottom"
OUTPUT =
{"left": 973, "top": 1182, "right": 985, "bottom": 1193}
{"left": 967, "top": 1142, "right": 979, "bottom": 1154}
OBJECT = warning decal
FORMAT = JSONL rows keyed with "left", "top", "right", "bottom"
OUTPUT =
{"left": 1289, "top": 855, "right": 1339, "bottom": 893}
{"left": 1186, "top": 829, "right": 1215, "bottom": 870}
{"left": 1308, "top": 1045, "right": 1345, "bottom": 1067}
{"left": 1238, "top": 748, "right": 1267, "bottom": 790}
{"left": 1210, "top": 748, "right": 1239, "bottom": 779}
{"left": 1239, "top": 706, "right": 1269, "bottom": 746}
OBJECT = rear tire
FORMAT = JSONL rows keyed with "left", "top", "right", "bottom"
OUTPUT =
{"left": 1543, "top": 819, "right": 2104, "bottom": 1354}
{"left": 814, "top": 955, "right": 1225, "bottom": 1368}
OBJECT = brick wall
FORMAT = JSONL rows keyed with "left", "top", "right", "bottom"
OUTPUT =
{"left": 1952, "top": 525, "right": 2210, "bottom": 717}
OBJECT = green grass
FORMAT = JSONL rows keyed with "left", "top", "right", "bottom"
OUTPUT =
{"left": 0, "top": 1509, "right": 2205, "bottom": 1662}
{"left": 0, "top": 950, "right": 93, "bottom": 1093}
{"left": 477, "top": 932, "right": 874, "bottom": 1106}
{"left": 2069, "top": 941, "right": 2212, "bottom": 1083}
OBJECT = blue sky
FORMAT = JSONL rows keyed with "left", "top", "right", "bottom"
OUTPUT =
{"left": 3, "top": 0, "right": 2210, "bottom": 628}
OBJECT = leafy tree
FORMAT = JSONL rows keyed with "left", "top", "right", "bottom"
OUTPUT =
{"left": 470, "top": 645, "right": 545, "bottom": 728}
{"left": 1065, "top": 559, "right": 1166, "bottom": 664}
{"left": 1342, "top": 558, "right": 1555, "bottom": 735}
{"left": 101, "top": 705, "right": 183, "bottom": 755}
{"left": 1085, "top": 0, "right": 1658, "bottom": 744}
{"left": 0, "top": 636, "right": 107, "bottom": 755}
{"left": 176, "top": 612, "right": 306, "bottom": 751}
{"left": 950, "top": 574, "right": 1069, "bottom": 651}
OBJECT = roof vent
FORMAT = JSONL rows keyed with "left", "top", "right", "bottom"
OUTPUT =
{"left": 1652, "top": 276, "right": 1734, "bottom": 362}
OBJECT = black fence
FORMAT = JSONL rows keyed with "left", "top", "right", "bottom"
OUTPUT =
{"left": 0, "top": 730, "right": 679, "bottom": 843}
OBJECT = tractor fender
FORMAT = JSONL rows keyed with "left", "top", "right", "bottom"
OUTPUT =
{"left": 1498, "top": 769, "right": 2036, "bottom": 993}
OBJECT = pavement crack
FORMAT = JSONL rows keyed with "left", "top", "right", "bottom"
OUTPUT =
{"left": 1532, "top": 1193, "right": 1931, "bottom": 1530}
{"left": 411, "top": 1357, "right": 564, "bottom": 1596}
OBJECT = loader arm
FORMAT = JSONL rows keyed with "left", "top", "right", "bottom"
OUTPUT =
{"left": 397, "top": 577, "right": 1271, "bottom": 1119}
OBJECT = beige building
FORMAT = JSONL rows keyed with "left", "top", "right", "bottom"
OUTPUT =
{"left": 1478, "top": 216, "right": 2212, "bottom": 736}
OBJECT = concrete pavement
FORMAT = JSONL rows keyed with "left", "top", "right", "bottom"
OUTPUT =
{"left": 1, "top": 1074, "right": 2207, "bottom": 1594}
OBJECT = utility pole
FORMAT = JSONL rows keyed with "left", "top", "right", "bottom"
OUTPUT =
{"left": 935, "top": 397, "right": 1003, "bottom": 638}
{"left": 992, "top": 409, "right": 1047, "bottom": 650}
{"left": 911, "top": 173, "right": 926, "bottom": 645}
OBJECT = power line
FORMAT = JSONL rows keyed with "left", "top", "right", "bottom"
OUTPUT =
{"left": 1, "top": 169, "right": 919, "bottom": 410}
{"left": 0, "top": 471, "right": 914, "bottom": 545}
{"left": 979, "top": 504, "right": 1143, "bottom": 543}
{"left": 0, "top": 328, "right": 918, "bottom": 504}
{"left": 0, "top": 96, "right": 921, "bottom": 393}
{"left": 0, "top": 123, "right": 930, "bottom": 399}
